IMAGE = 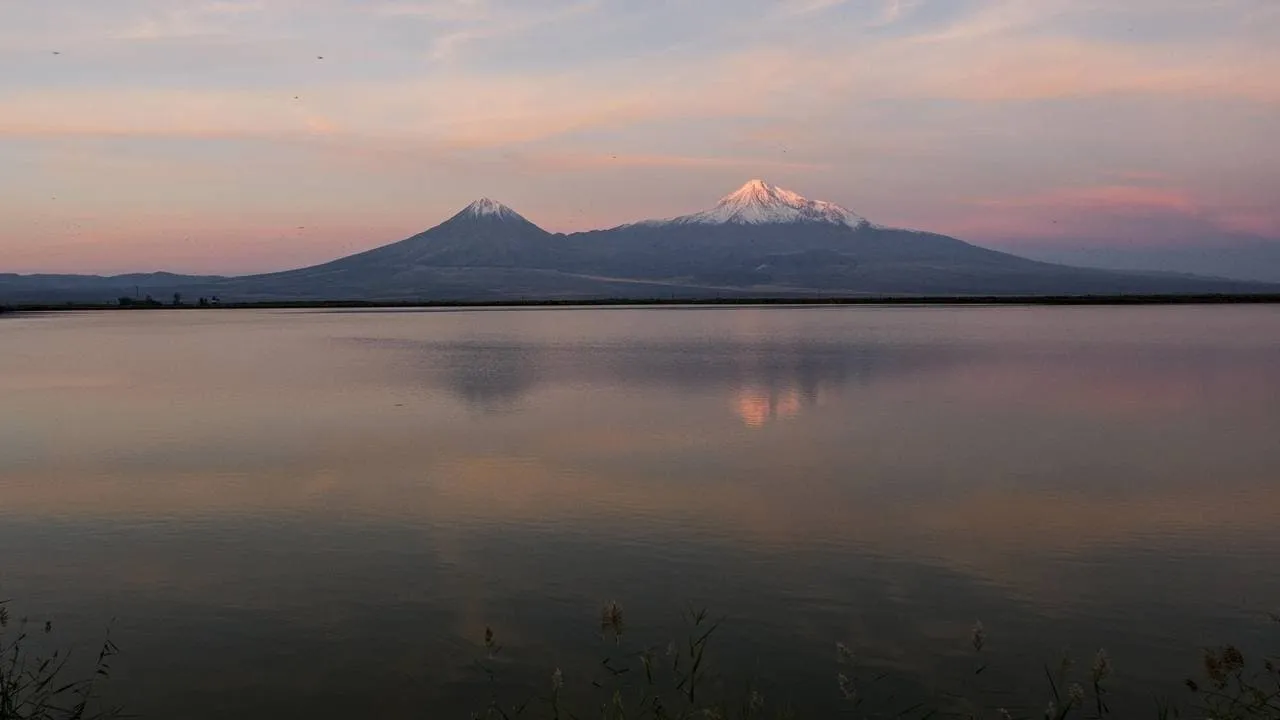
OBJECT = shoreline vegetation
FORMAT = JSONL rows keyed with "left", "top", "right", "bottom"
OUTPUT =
{"left": 468, "top": 605, "right": 1280, "bottom": 720}
{"left": 5, "top": 597, "right": 1277, "bottom": 719}
{"left": 0, "top": 599, "right": 119, "bottom": 720}
{"left": 4, "top": 293, "right": 1280, "bottom": 314}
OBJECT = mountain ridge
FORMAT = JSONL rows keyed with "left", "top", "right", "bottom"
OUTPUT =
{"left": 3, "top": 179, "right": 1277, "bottom": 303}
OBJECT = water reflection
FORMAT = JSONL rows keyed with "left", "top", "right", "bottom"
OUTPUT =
{"left": 2, "top": 306, "right": 1280, "bottom": 719}
{"left": 438, "top": 342, "right": 542, "bottom": 411}
{"left": 733, "top": 386, "right": 804, "bottom": 427}
{"left": 356, "top": 326, "right": 1280, "bottom": 434}
{"left": 358, "top": 333, "right": 976, "bottom": 424}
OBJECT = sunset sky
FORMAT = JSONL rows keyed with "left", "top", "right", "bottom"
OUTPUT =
{"left": 2, "top": 0, "right": 1278, "bottom": 275}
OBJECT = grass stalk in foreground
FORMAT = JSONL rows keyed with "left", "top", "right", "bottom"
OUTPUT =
{"left": 0, "top": 598, "right": 119, "bottom": 720}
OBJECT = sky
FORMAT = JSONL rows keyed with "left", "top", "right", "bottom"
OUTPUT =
{"left": 1, "top": 0, "right": 1278, "bottom": 275}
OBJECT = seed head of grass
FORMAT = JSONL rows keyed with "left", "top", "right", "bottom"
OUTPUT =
{"left": 483, "top": 626, "right": 500, "bottom": 659}
{"left": 600, "top": 601, "right": 624, "bottom": 643}
{"left": 1203, "top": 645, "right": 1246, "bottom": 690}
{"left": 972, "top": 621, "right": 986, "bottom": 653}
{"left": 836, "top": 641, "right": 854, "bottom": 665}
{"left": 1091, "top": 649, "right": 1111, "bottom": 683}
{"left": 837, "top": 672, "right": 856, "bottom": 701}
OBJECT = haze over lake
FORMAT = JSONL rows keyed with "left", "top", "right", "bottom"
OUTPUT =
{"left": 3, "top": 306, "right": 1279, "bottom": 718}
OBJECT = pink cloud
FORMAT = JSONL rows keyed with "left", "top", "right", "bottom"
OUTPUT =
{"left": 943, "top": 183, "right": 1279, "bottom": 244}
{"left": 1215, "top": 210, "right": 1280, "bottom": 237}
{"left": 974, "top": 185, "right": 1200, "bottom": 214}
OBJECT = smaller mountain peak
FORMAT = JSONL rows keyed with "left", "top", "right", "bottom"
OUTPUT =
{"left": 451, "top": 197, "right": 533, "bottom": 225}
{"left": 464, "top": 198, "right": 513, "bottom": 216}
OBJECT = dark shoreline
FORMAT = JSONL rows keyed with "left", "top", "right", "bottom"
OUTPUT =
{"left": 5, "top": 293, "right": 1280, "bottom": 313}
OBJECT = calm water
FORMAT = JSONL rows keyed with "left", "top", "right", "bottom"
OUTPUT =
{"left": 3, "top": 306, "right": 1280, "bottom": 718}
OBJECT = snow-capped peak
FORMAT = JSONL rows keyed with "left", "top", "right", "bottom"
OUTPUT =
{"left": 649, "top": 180, "right": 868, "bottom": 228}
{"left": 459, "top": 197, "right": 523, "bottom": 221}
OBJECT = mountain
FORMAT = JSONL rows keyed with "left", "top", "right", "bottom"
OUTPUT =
{"left": 272, "top": 198, "right": 565, "bottom": 273}
{"left": 554, "top": 181, "right": 1270, "bottom": 295}
{"left": 2, "top": 180, "right": 1276, "bottom": 304}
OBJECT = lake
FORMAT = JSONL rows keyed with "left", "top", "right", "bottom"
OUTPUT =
{"left": 2, "top": 305, "right": 1279, "bottom": 718}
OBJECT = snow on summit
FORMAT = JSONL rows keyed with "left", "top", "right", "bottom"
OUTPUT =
{"left": 649, "top": 180, "right": 868, "bottom": 228}
{"left": 460, "top": 198, "right": 523, "bottom": 221}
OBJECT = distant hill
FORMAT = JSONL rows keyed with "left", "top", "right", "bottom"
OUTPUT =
{"left": 1014, "top": 238, "right": 1280, "bottom": 284}
{"left": 3, "top": 180, "right": 1276, "bottom": 303}
{"left": 0, "top": 272, "right": 228, "bottom": 305}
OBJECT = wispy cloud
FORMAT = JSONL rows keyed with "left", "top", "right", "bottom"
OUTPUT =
{"left": 370, "top": 0, "right": 602, "bottom": 62}
{"left": 869, "top": 0, "right": 911, "bottom": 27}
{"left": 777, "top": 0, "right": 848, "bottom": 15}
{"left": 373, "top": 0, "right": 492, "bottom": 22}
{"left": 111, "top": 0, "right": 269, "bottom": 40}
{"left": 512, "top": 150, "right": 828, "bottom": 172}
